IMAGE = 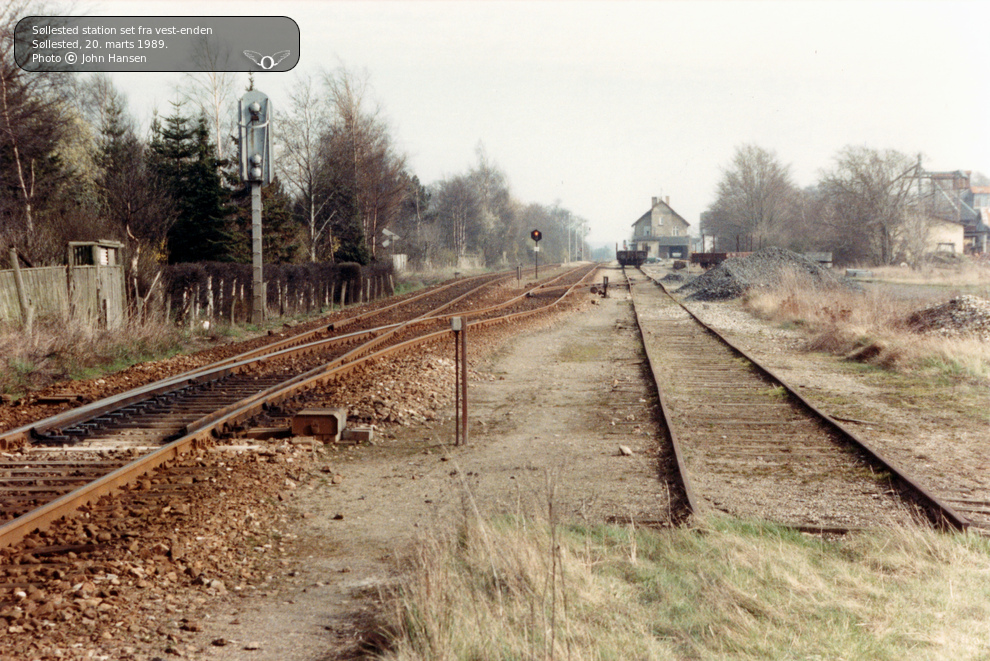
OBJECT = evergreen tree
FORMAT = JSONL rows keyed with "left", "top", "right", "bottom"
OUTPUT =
{"left": 229, "top": 176, "right": 304, "bottom": 264}
{"left": 148, "top": 104, "right": 235, "bottom": 263}
{"left": 331, "top": 191, "right": 369, "bottom": 264}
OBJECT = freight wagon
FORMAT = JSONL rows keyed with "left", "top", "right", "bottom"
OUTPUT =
{"left": 616, "top": 249, "right": 648, "bottom": 267}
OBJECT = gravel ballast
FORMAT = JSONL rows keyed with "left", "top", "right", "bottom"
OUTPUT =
{"left": 906, "top": 294, "right": 990, "bottom": 340}
{"left": 677, "top": 247, "right": 849, "bottom": 301}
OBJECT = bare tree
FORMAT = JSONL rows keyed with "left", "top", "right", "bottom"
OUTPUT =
{"left": 818, "top": 146, "right": 917, "bottom": 265}
{"left": 899, "top": 210, "right": 934, "bottom": 269}
{"left": 280, "top": 75, "right": 336, "bottom": 261}
{"left": 321, "top": 67, "right": 407, "bottom": 260}
{"left": 0, "top": 1, "right": 84, "bottom": 261}
{"left": 701, "top": 144, "right": 799, "bottom": 252}
{"left": 94, "top": 84, "right": 175, "bottom": 307}
{"left": 430, "top": 175, "right": 478, "bottom": 260}
{"left": 183, "top": 37, "right": 238, "bottom": 161}
{"left": 468, "top": 143, "right": 516, "bottom": 266}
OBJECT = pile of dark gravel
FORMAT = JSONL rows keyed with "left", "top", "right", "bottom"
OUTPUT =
{"left": 906, "top": 295, "right": 990, "bottom": 340}
{"left": 660, "top": 272, "right": 687, "bottom": 283}
{"left": 676, "top": 247, "right": 847, "bottom": 301}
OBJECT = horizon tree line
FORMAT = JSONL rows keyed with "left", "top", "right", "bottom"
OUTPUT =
{"left": 1, "top": 1, "right": 589, "bottom": 310}
{"left": 701, "top": 143, "right": 988, "bottom": 267}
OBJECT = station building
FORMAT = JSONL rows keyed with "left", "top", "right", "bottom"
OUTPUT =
{"left": 629, "top": 196, "right": 691, "bottom": 259}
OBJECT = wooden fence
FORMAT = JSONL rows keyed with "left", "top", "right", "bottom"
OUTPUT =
{"left": 164, "top": 262, "right": 395, "bottom": 327}
{"left": 0, "top": 264, "right": 125, "bottom": 328}
{"left": 1, "top": 260, "right": 393, "bottom": 330}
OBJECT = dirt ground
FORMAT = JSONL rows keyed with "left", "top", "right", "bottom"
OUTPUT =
{"left": 172, "top": 271, "right": 684, "bottom": 660}
{"left": 141, "top": 265, "right": 987, "bottom": 660}
{"left": 4, "top": 264, "right": 986, "bottom": 660}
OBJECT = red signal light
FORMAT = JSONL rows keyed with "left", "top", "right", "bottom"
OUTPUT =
{"left": 531, "top": 229, "right": 542, "bottom": 242}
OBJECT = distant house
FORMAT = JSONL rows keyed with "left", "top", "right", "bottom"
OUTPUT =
{"left": 927, "top": 218, "right": 966, "bottom": 254}
{"left": 965, "top": 191, "right": 989, "bottom": 254}
{"left": 630, "top": 196, "right": 691, "bottom": 259}
{"left": 924, "top": 172, "right": 987, "bottom": 254}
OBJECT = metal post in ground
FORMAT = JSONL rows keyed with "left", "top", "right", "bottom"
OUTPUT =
{"left": 460, "top": 319, "right": 468, "bottom": 446}
{"left": 238, "top": 90, "right": 272, "bottom": 325}
{"left": 531, "top": 229, "right": 542, "bottom": 279}
{"left": 251, "top": 181, "right": 264, "bottom": 324}
{"left": 452, "top": 317, "right": 461, "bottom": 446}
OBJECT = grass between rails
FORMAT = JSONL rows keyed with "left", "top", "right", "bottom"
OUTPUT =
{"left": 378, "top": 511, "right": 990, "bottom": 660}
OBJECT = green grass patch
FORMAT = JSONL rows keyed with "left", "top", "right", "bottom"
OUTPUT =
{"left": 830, "top": 359, "right": 987, "bottom": 419}
{"left": 67, "top": 344, "right": 185, "bottom": 382}
{"left": 379, "top": 513, "right": 990, "bottom": 660}
{"left": 395, "top": 279, "right": 426, "bottom": 296}
{"left": 760, "top": 386, "right": 787, "bottom": 399}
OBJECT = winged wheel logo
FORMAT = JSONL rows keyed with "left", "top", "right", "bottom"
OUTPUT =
{"left": 243, "top": 50, "right": 291, "bottom": 70}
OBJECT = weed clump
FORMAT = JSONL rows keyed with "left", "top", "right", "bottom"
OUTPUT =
{"left": 0, "top": 316, "right": 183, "bottom": 396}
{"left": 379, "top": 512, "right": 990, "bottom": 660}
{"left": 742, "top": 269, "right": 990, "bottom": 379}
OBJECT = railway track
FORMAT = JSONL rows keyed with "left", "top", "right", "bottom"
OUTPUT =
{"left": 625, "top": 266, "right": 969, "bottom": 533}
{"left": 0, "top": 264, "right": 598, "bottom": 549}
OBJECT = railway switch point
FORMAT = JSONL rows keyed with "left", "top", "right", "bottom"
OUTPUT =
{"left": 292, "top": 408, "right": 348, "bottom": 444}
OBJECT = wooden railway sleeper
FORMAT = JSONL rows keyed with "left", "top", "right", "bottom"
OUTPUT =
{"left": 633, "top": 265, "right": 970, "bottom": 532}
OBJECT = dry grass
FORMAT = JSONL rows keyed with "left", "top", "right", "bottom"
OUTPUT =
{"left": 378, "top": 508, "right": 990, "bottom": 661}
{"left": 743, "top": 269, "right": 990, "bottom": 379}
{"left": 0, "top": 315, "right": 184, "bottom": 395}
{"left": 866, "top": 260, "right": 990, "bottom": 289}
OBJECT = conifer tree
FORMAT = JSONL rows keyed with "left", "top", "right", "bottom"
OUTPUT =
{"left": 229, "top": 176, "right": 303, "bottom": 264}
{"left": 148, "top": 103, "right": 235, "bottom": 263}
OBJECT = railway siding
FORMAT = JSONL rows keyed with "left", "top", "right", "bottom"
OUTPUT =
{"left": 628, "top": 269, "right": 952, "bottom": 530}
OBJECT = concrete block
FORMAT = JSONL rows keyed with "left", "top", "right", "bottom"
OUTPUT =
{"left": 292, "top": 408, "right": 347, "bottom": 443}
{"left": 341, "top": 426, "right": 374, "bottom": 444}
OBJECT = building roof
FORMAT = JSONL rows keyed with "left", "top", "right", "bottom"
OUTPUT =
{"left": 631, "top": 198, "right": 690, "bottom": 228}
{"left": 632, "top": 211, "right": 651, "bottom": 227}
{"left": 971, "top": 186, "right": 990, "bottom": 195}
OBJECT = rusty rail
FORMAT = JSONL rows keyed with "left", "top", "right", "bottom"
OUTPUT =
{"left": 0, "top": 264, "right": 595, "bottom": 548}
{"left": 633, "top": 266, "right": 968, "bottom": 532}
{"left": 0, "top": 268, "right": 543, "bottom": 451}
{"left": 623, "top": 269, "right": 703, "bottom": 516}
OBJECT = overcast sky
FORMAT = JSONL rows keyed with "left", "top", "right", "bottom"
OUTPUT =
{"left": 89, "top": 0, "right": 990, "bottom": 247}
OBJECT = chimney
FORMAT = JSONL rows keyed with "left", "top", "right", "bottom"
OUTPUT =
{"left": 665, "top": 195, "right": 670, "bottom": 206}
{"left": 651, "top": 196, "right": 658, "bottom": 207}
